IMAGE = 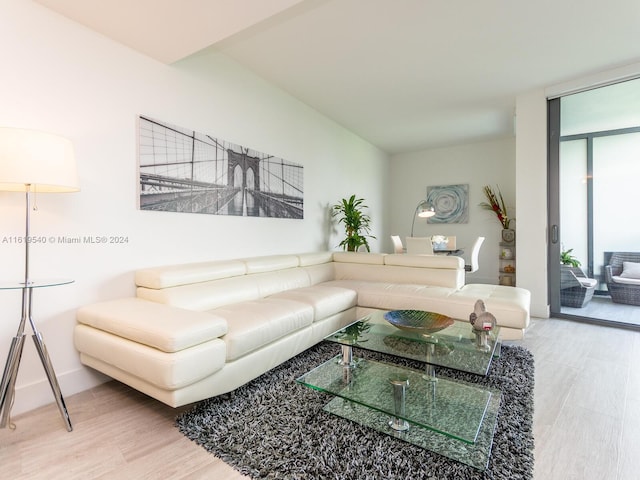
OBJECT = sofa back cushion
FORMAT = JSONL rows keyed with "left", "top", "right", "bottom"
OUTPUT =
{"left": 137, "top": 268, "right": 313, "bottom": 311}
{"left": 296, "top": 251, "right": 334, "bottom": 266}
{"left": 134, "top": 251, "right": 464, "bottom": 310}
{"left": 135, "top": 253, "right": 336, "bottom": 310}
{"left": 135, "top": 260, "right": 247, "bottom": 289}
{"left": 333, "top": 252, "right": 386, "bottom": 265}
{"left": 136, "top": 253, "right": 333, "bottom": 289}
{"left": 301, "top": 263, "right": 335, "bottom": 285}
{"left": 608, "top": 252, "right": 640, "bottom": 276}
{"left": 241, "top": 255, "right": 300, "bottom": 274}
{"left": 137, "top": 275, "right": 262, "bottom": 311}
{"left": 333, "top": 252, "right": 464, "bottom": 289}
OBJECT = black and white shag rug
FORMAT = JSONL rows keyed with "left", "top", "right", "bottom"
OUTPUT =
{"left": 176, "top": 342, "right": 534, "bottom": 480}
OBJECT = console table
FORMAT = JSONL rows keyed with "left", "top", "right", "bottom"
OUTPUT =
{"left": 0, "top": 279, "right": 74, "bottom": 431}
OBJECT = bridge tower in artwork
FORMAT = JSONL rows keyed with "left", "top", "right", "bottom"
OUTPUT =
{"left": 227, "top": 149, "right": 260, "bottom": 191}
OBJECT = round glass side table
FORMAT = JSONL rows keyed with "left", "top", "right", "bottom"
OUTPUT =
{"left": 0, "top": 279, "right": 74, "bottom": 432}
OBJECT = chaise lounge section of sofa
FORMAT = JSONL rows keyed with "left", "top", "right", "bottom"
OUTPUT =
{"left": 74, "top": 251, "right": 530, "bottom": 408}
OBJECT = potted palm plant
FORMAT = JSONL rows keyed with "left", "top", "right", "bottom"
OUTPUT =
{"left": 479, "top": 185, "right": 511, "bottom": 229}
{"left": 332, "top": 194, "right": 375, "bottom": 252}
{"left": 480, "top": 185, "right": 514, "bottom": 243}
{"left": 561, "top": 247, "right": 581, "bottom": 267}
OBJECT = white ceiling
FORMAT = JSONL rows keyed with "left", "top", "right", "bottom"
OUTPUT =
{"left": 36, "top": 0, "right": 640, "bottom": 154}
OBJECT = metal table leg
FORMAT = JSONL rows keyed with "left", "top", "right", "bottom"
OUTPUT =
{"left": 0, "top": 286, "right": 72, "bottom": 431}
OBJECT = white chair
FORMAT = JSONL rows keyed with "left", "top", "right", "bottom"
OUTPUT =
{"left": 446, "top": 236, "right": 457, "bottom": 250}
{"left": 405, "top": 237, "right": 434, "bottom": 255}
{"left": 465, "top": 236, "right": 485, "bottom": 272}
{"left": 390, "top": 235, "right": 404, "bottom": 254}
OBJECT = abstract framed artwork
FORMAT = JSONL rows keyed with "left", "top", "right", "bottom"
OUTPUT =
{"left": 138, "top": 116, "right": 303, "bottom": 219}
{"left": 426, "top": 184, "right": 469, "bottom": 224}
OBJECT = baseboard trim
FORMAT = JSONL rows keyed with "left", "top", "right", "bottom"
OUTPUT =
{"left": 9, "top": 366, "right": 109, "bottom": 417}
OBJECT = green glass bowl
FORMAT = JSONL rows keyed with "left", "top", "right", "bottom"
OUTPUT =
{"left": 384, "top": 309, "right": 454, "bottom": 334}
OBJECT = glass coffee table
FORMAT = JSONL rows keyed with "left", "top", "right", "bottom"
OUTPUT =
{"left": 326, "top": 309, "right": 501, "bottom": 379}
{"left": 296, "top": 310, "right": 502, "bottom": 470}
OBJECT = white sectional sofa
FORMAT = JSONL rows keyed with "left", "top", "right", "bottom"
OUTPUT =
{"left": 74, "top": 251, "right": 530, "bottom": 408}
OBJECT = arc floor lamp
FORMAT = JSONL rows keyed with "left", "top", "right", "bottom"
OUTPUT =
{"left": 0, "top": 127, "right": 79, "bottom": 431}
{"left": 410, "top": 199, "right": 435, "bottom": 237}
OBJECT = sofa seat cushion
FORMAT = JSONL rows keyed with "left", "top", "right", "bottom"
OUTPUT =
{"left": 269, "top": 285, "right": 357, "bottom": 320}
{"left": 612, "top": 275, "right": 640, "bottom": 285}
{"left": 323, "top": 280, "right": 529, "bottom": 332}
{"left": 76, "top": 298, "right": 228, "bottom": 353}
{"left": 452, "top": 284, "right": 530, "bottom": 330}
{"left": 211, "top": 298, "right": 314, "bottom": 361}
{"left": 579, "top": 278, "right": 598, "bottom": 288}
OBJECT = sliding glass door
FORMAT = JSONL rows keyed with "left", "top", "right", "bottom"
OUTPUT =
{"left": 559, "top": 138, "right": 589, "bottom": 274}
{"left": 549, "top": 78, "right": 640, "bottom": 328}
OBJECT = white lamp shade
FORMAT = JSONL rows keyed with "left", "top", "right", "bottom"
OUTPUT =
{"left": 416, "top": 200, "right": 435, "bottom": 218}
{"left": 0, "top": 127, "right": 79, "bottom": 193}
{"left": 418, "top": 209, "right": 435, "bottom": 218}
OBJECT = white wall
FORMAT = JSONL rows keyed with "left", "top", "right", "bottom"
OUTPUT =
{"left": 388, "top": 91, "right": 558, "bottom": 320}
{"left": 514, "top": 89, "right": 550, "bottom": 318}
{"left": 0, "top": 0, "right": 389, "bottom": 415}
{"left": 389, "top": 138, "right": 516, "bottom": 284}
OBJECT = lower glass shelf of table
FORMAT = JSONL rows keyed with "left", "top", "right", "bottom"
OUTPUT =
{"left": 296, "top": 355, "right": 500, "bottom": 470}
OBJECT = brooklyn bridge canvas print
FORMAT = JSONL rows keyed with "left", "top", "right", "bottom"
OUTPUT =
{"left": 138, "top": 116, "right": 304, "bottom": 219}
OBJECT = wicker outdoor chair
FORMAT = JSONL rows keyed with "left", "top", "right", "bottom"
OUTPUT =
{"left": 560, "top": 266, "right": 597, "bottom": 308}
{"left": 605, "top": 252, "right": 640, "bottom": 305}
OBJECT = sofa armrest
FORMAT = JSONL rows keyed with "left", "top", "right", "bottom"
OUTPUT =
{"left": 76, "top": 298, "right": 228, "bottom": 353}
{"left": 605, "top": 265, "right": 614, "bottom": 283}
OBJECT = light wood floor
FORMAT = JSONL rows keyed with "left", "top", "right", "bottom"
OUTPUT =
{"left": 518, "top": 317, "right": 640, "bottom": 480}
{"left": 1, "top": 317, "right": 639, "bottom": 479}
{"left": 0, "top": 381, "right": 247, "bottom": 479}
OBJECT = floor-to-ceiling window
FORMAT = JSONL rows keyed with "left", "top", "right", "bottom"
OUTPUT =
{"left": 549, "top": 77, "right": 640, "bottom": 328}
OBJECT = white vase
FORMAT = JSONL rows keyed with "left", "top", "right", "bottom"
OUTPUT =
{"left": 501, "top": 248, "right": 513, "bottom": 259}
{"left": 501, "top": 228, "right": 515, "bottom": 244}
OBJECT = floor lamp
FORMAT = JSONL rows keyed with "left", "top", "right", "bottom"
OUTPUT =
{"left": 410, "top": 199, "right": 435, "bottom": 237}
{"left": 0, "top": 127, "right": 79, "bottom": 431}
